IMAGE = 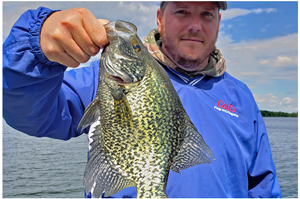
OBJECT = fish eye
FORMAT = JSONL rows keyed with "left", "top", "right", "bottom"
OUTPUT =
{"left": 133, "top": 44, "right": 141, "bottom": 52}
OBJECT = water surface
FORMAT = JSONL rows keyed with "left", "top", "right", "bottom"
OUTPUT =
{"left": 3, "top": 117, "right": 298, "bottom": 197}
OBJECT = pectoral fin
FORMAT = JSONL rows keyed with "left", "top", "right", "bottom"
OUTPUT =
{"left": 171, "top": 116, "right": 215, "bottom": 173}
{"left": 77, "top": 97, "right": 101, "bottom": 132}
{"left": 112, "top": 88, "right": 133, "bottom": 128}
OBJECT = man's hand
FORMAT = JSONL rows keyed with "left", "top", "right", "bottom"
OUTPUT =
{"left": 41, "top": 8, "right": 109, "bottom": 68}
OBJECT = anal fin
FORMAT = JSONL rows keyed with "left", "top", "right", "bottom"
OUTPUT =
{"left": 84, "top": 124, "right": 135, "bottom": 198}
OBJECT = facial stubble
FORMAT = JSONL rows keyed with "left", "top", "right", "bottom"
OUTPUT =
{"left": 161, "top": 21, "right": 219, "bottom": 72}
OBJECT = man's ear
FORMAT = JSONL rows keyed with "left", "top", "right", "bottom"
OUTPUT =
{"left": 218, "top": 12, "right": 221, "bottom": 32}
{"left": 157, "top": 8, "right": 162, "bottom": 33}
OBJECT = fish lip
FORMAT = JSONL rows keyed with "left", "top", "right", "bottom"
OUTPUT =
{"left": 114, "top": 53, "right": 137, "bottom": 61}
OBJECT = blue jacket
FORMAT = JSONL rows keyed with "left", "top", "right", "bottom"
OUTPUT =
{"left": 3, "top": 7, "right": 282, "bottom": 198}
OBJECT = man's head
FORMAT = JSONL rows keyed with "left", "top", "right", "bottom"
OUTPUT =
{"left": 157, "top": 1, "right": 226, "bottom": 72}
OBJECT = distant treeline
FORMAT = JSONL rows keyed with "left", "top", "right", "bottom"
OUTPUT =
{"left": 260, "top": 110, "right": 298, "bottom": 117}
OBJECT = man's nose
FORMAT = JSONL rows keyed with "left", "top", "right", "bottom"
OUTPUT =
{"left": 188, "top": 17, "right": 202, "bottom": 32}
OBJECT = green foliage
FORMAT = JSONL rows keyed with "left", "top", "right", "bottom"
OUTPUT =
{"left": 260, "top": 110, "right": 298, "bottom": 117}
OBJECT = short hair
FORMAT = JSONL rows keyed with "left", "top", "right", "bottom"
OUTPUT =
{"left": 160, "top": 1, "right": 169, "bottom": 16}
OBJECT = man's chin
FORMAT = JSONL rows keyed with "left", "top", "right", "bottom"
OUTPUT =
{"left": 174, "top": 53, "right": 211, "bottom": 72}
{"left": 176, "top": 59, "right": 201, "bottom": 71}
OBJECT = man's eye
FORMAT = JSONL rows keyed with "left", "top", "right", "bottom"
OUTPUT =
{"left": 202, "top": 12, "right": 213, "bottom": 16}
{"left": 176, "top": 10, "right": 188, "bottom": 14}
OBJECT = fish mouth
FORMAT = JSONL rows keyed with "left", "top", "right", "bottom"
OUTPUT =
{"left": 107, "top": 74, "right": 130, "bottom": 85}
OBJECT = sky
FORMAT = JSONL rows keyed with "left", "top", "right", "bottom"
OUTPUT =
{"left": 2, "top": 1, "right": 298, "bottom": 113}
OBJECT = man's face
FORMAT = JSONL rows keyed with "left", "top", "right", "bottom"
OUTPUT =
{"left": 157, "top": 1, "right": 221, "bottom": 72}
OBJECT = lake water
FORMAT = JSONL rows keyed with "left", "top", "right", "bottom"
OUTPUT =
{"left": 263, "top": 117, "right": 298, "bottom": 198}
{"left": 3, "top": 117, "right": 298, "bottom": 198}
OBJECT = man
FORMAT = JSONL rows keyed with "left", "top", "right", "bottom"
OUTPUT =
{"left": 3, "top": 1, "right": 282, "bottom": 198}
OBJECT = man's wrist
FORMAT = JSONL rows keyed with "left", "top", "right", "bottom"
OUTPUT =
{"left": 29, "top": 7, "right": 62, "bottom": 66}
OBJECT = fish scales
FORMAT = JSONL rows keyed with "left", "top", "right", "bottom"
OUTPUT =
{"left": 98, "top": 63, "right": 182, "bottom": 198}
{"left": 78, "top": 20, "right": 214, "bottom": 198}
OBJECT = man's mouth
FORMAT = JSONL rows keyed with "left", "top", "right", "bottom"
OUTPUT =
{"left": 181, "top": 38, "right": 203, "bottom": 43}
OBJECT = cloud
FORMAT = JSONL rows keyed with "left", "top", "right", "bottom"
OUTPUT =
{"left": 253, "top": 93, "right": 297, "bottom": 112}
{"left": 282, "top": 97, "right": 293, "bottom": 105}
{"left": 3, "top": 1, "right": 159, "bottom": 41}
{"left": 253, "top": 94, "right": 265, "bottom": 103}
{"left": 221, "top": 8, "right": 277, "bottom": 21}
{"left": 3, "top": 1, "right": 160, "bottom": 69}
{"left": 218, "top": 25, "right": 298, "bottom": 113}
{"left": 254, "top": 93, "right": 278, "bottom": 104}
{"left": 216, "top": 33, "right": 298, "bottom": 82}
{"left": 260, "top": 55, "right": 298, "bottom": 67}
{"left": 216, "top": 31, "right": 233, "bottom": 47}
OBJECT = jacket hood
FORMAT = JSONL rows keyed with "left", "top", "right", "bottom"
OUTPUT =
{"left": 143, "top": 29, "right": 226, "bottom": 78}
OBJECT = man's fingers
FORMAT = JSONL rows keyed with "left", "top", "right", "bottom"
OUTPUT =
{"left": 58, "top": 52, "right": 81, "bottom": 68}
{"left": 62, "top": 39, "right": 90, "bottom": 64}
{"left": 71, "top": 26, "right": 100, "bottom": 56}
{"left": 82, "top": 12, "right": 109, "bottom": 48}
{"left": 40, "top": 8, "right": 109, "bottom": 68}
{"left": 47, "top": 46, "right": 80, "bottom": 68}
{"left": 59, "top": 52, "right": 80, "bottom": 68}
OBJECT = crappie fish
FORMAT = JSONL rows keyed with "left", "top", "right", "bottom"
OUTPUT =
{"left": 78, "top": 20, "right": 214, "bottom": 198}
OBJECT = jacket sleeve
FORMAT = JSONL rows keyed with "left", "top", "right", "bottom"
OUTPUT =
{"left": 248, "top": 107, "right": 282, "bottom": 197}
{"left": 3, "top": 7, "right": 99, "bottom": 140}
